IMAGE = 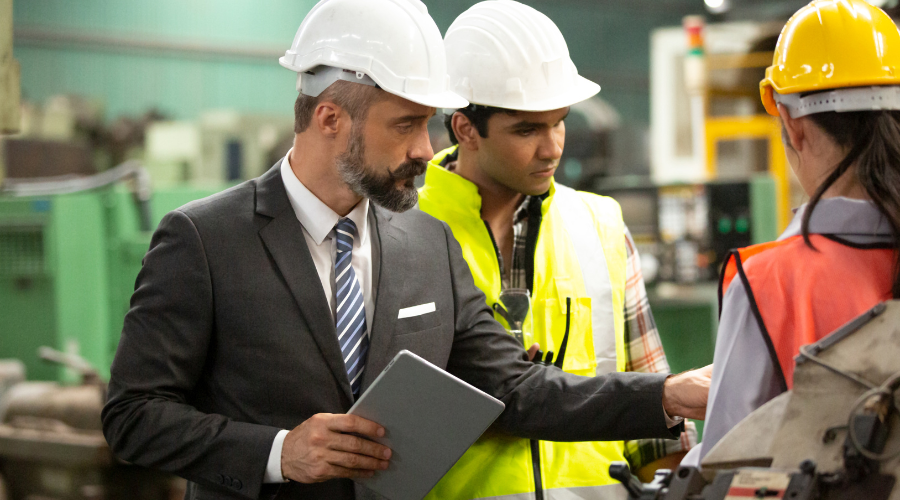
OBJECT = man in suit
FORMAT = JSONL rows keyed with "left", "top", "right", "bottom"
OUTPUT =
{"left": 102, "top": 1, "right": 710, "bottom": 499}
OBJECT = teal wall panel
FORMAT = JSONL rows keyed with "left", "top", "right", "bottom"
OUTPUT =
{"left": 13, "top": 0, "right": 316, "bottom": 120}
{"left": 15, "top": 45, "right": 295, "bottom": 120}
{"left": 13, "top": 0, "right": 312, "bottom": 46}
{"left": 13, "top": 0, "right": 701, "bottom": 125}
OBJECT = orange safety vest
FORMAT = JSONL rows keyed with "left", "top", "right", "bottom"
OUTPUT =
{"left": 720, "top": 234, "right": 894, "bottom": 390}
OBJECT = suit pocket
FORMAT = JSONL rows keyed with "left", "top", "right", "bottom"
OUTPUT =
{"left": 395, "top": 307, "right": 442, "bottom": 335}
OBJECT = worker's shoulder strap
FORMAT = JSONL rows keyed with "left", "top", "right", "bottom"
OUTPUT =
{"left": 717, "top": 237, "right": 801, "bottom": 393}
{"left": 718, "top": 238, "right": 799, "bottom": 314}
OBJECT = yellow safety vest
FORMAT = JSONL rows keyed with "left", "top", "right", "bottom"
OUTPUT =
{"left": 419, "top": 146, "right": 629, "bottom": 500}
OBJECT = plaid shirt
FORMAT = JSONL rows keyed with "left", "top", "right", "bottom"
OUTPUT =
{"left": 500, "top": 195, "right": 696, "bottom": 469}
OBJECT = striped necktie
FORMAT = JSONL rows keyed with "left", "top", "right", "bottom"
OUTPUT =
{"left": 334, "top": 217, "right": 369, "bottom": 395}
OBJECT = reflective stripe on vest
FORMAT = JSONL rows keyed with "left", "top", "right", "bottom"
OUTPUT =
{"left": 720, "top": 234, "right": 894, "bottom": 389}
{"left": 479, "top": 483, "right": 628, "bottom": 500}
{"left": 553, "top": 184, "right": 617, "bottom": 375}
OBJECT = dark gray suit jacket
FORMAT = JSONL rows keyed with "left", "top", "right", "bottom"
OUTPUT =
{"left": 102, "top": 161, "right": 678, "bottom": 500}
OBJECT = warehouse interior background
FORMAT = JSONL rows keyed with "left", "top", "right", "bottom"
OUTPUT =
{"left": 1, "top": 0, "right": 897, "bottom": 498}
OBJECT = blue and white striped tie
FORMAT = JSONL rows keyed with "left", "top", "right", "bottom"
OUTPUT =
{"left": 334, "top": 218, "right": 369, "bottom": 396}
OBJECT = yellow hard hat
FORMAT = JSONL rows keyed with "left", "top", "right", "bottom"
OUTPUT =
{"left": 760, "top": 0, "right": 900, "bottom": 117}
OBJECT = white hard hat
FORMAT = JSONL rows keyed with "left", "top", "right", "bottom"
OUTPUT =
{"left": 280, "top": 0, "right": 469, "bottom": 110}
{"left": 444, "top": 0, "right": 599, "bottom": 111}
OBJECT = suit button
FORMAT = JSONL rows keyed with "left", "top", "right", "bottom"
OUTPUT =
{"left": 216, "top": 474, "right": 225, "bottom": 485}
{"left": 225, "top": 475, "right": 233, "bottom": 487}
{"left": 233, "top": 479, "right": 242, "bottom": 490}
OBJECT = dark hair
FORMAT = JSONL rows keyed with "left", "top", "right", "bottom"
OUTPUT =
{"left": 800, "top": 110, "right": 900, "bottom": 298}
{"left": 294, "top": 80, "right": 384, "bottom": 134}
{"left": 444, "top": 104, "right": 516, "bottom": 145}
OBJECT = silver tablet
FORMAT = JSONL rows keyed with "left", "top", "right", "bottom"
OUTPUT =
{"left": 348, "top": 350, "right": 505, "bottom": 500}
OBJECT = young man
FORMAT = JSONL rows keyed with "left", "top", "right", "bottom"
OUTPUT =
{"left": 419, "top": 2, "right": 697, "bottom": 498}
{"left": 102, "top": 1, "right": 709, "bottom": 499}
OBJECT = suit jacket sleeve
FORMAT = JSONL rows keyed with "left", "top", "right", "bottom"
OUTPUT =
{"left": 101, "top": 210, "right": 280, "bottom": 499}
{"left": 440, "top": 222, "right": 681, "bottom": 442}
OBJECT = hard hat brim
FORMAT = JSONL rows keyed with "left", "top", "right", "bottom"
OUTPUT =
{"left": 281, "top": 57, "right": 470, "bottom": 110}
{"left": 389, "top": 89, "right": 470, "bottom": 110}
{"left": 461, "top": 76, "right": 601, "bottom": 112}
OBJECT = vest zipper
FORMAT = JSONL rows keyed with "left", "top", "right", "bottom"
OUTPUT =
{"left": 483, "top": 220, "right": 544, "bottom": 499}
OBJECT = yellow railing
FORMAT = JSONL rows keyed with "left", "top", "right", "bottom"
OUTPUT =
{"left": 705, "top": 115, "right": 791, "bottom": 231}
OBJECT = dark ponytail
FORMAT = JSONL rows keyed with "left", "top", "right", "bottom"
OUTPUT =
{"left": 802, "top": 110, "right": 900, "bottom": 298}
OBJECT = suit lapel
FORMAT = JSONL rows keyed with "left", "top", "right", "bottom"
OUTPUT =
{"left": 256, "top": 164, "right": 354, "bottom": 404}
{"left": 361, "top": 205, "right": 406, "bottom": 392}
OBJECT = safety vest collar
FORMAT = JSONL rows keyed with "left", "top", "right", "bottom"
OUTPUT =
{"left": 423, "top": 145, "right": 559, "bottom": 219}
{"left": 421, "top": 162, "right": 483, "bottom": 219}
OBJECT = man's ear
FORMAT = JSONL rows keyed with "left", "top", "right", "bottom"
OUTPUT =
{"left": 777, "top": 103, "right": 805, "bottom": 153}
{"left": 313, "top": 101, "right": 343, "bottom": 137}
{"left": 452, "top": 112, "right": 480, "bottom": 151}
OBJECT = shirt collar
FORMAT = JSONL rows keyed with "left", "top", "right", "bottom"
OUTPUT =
{"left": 280, "top": 149, "right": 369, "bottom": 246}
{"left": 781, "top": 197, "right": 892, "bottom": 240}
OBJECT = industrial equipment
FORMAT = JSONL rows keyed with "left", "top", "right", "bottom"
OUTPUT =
{"left": 589, "top": 174, "right": 779, "bottom": 439}
{"left": 611, "top": 301, "right": 900, "bottom": 499}
{"left": 0, "top": 164, "right": 223, "bottom": 381}
{"left": 587, "top": 175, "right": 779, "bottom": 439}
{"left": 143, "top": 112, "right": 292, "bottom": 186}
{"left": 0, "top": 0, "right": 21, "bottom": 138}
{"left": 589, "top": 175, "right": 778, "bottom": 284}
{"left": 555, "top": 96, "right": 621, "bottom": 186}
{"left": 0, "top": 348, "right": 182, "bottom": 499}
{"left": 650, "top": 20, "right": 796, "bottom": 231}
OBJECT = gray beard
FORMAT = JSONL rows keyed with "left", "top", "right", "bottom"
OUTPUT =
{"left": 336, "top": 127, "right": 426, "bottom": 213}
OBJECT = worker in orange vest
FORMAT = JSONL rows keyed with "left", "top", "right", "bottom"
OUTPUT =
{"left": 684, "top": 0, "right": 900, "bottom": 465}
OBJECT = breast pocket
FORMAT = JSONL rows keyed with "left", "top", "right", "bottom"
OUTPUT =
{"left": 535, "top": 297, "right": 595, "bottom": 376}
{"left": 532, "top": 277, "right": 596, "bottom": 376}
{"left": 389, "top": 324, "right": 448, "bottom": 366}
{"left": 395, "top": 303, "right": 442, "bottom": 335}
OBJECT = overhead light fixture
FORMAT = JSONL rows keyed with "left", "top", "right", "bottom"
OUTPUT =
{"left": 704, "top": 0, "right": 731, "bottom": 14}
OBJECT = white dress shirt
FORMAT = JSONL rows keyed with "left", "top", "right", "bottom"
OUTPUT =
{"left": 265, "top": 151, "right": 377, "bottom": 483}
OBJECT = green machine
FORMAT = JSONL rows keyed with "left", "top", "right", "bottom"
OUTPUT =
{"left": 0, "top": 163, "right": 226, "bottom": 382}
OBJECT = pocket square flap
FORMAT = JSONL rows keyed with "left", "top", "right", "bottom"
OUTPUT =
{"left": 398, "top": 302, "right": 436, "bottom": 319}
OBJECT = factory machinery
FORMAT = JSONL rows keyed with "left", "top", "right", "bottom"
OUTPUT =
{"left": 0, "top": 164, "right": 225, "bottom": 498}
{"left": 0, "top": 349, "right": 180, "bottom": 499}
{"left": 611, "top": 301, "right": 900, "bottom": 500}
{"left": 0, "top": 164, "right": 222, "bottom": 383}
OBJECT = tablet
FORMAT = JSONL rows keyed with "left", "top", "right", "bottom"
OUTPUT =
{"left": 348, "top": 350, "right": 506, "bottom": 500}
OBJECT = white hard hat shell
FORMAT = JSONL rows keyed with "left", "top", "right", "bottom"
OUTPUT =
{"left": 280, "top": 0, "right": 469, "bottom": 109}
{"left": 444, "top": 0, "right": 599, "bottom": 111}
